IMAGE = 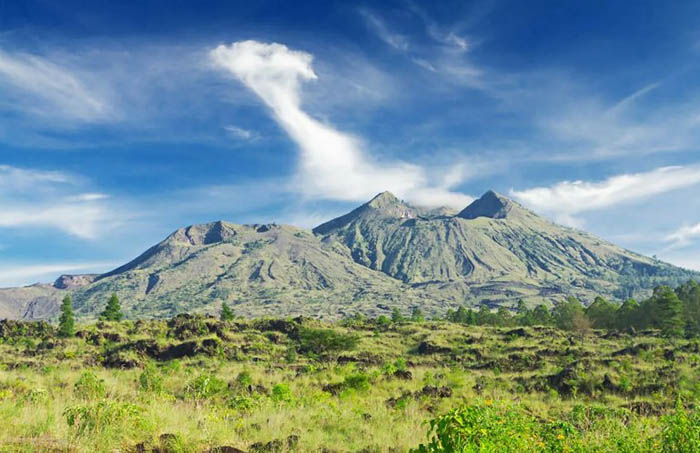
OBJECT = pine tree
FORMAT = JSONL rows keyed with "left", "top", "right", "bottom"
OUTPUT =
{"left": 391, "top": 307, "right": 404, "bottom": 323}
{"left": 100, "top": 293, "right": 123, "bottom": 321}
{"left": 410, "top": 307, "right": 425, "bottom": 322}
{"left": 58, "top": 295, "right": 75, "bottom": 337}
{"left": 651, "top": 286, "right": 684, "bottom": 337}
{"left": 220, "top": 302, "right": 234, "bottom": 321}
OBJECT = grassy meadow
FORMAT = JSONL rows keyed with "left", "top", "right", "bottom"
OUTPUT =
{"left": 1, "top": 315, "right": 699, "bottom": 452}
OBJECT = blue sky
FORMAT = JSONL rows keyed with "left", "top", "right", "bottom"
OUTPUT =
{"left": 2, "top": 0, "right": 700, "bottom": 286}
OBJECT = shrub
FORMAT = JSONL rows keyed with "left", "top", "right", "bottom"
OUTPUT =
{"left": 411, "top": 403, "right": 579, "bottom": 452}
{"left": 64, "top": 400, "right": 142, "bottom": 437}
{"left": 184, "top": 373, "right": 226, "bottom": 400}
{"left": 661, "top": 399, "right": 700, "bottom": 452}
{"left": 271, "top": 383, "right": 293, "bottom": 403}
{"left": 343, "top": 373, "right": 370, "bottom": 392}
{"left": 138, "top": 363, "right": 163, "bottom": 393}
{"left": 74, "top": 371, "right": 106, "bottom": 400}
{"left": 235, "top": 370, "right": 253, "bottom": 388}
{"left": 297, "top": 328, "right": 359, "bottom": 356}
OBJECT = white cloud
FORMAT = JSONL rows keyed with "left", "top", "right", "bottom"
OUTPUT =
{"left": 0, "top": 262, "right": 114, "bottom": 288}
{"left": 0, "top": 165, "right": 118, "bottom": 238}
{"left": 359, "top": 10, "right": 410, "bottom": 51}
{"left": 511, "top": 165, "right": 700, "bottom": 227}
{"left": 210, "top": 40, "right": 472, "bottom": 208}
{"left": 0, "top": 49, "right": 112, "bottom": 122}
{"left": 666, "top": 222, "right": 700, "bottom": 247}
{"left": 224, "top": 125, "right": 257, "bottom": 141}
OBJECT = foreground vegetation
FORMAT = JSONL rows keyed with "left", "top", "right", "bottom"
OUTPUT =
{"left": 1, "top": 304, "right": 700, "bottom": 452}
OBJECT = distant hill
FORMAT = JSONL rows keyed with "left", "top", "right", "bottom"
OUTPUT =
{"left": 1, "top": 191, "right": 697, "bottom": 320}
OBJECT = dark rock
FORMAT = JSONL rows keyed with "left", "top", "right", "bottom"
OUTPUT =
{"left": 416, "top": 341, "right": 451, "bottom": 355}
{"left": 664, "top": 349, "right": 676, "bottom": 361}
{"left": 418, "top": 385, "right": 452, "bottom": 398}
{"left": 393, "top": 369, "right": 412, "bottom": 380}
{"left": 249, "top": 439, "right": 283, "bottom": 453}
{"left": 207, "top": 447, "right": 247, "bottom": 453}
{"left": 505, "top": 328, "right": 530, "bottom": 338}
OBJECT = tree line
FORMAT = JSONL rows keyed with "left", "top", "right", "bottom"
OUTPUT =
{"left": 444, "top": 280, "right": 700, "bottom": 337}
{"left": 55, "top": 280, "right": 700, "bottom": 339}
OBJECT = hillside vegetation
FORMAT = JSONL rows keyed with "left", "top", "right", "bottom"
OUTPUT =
{"left": 2, "top": 283, "right": 700, "bottom": 452}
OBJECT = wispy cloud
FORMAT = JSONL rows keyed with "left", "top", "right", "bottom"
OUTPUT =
{"left": 210, "top": 40, "right": 472, "bottom": 208}
{"left": 224, "top": 125, "right": 258, "bottom": 141}
{"left": 0, "top": 49, "right": 113, "bottom": 122}
{"left": 666, "top": 222, "right": 700, "bottom": 247}
{"left": 0, "top": 165, "right": 121, "bottom": 238}
{"left": 511, "top": 165, "right": 700, "bottom": 227}
{"left": 359, "top": 10, "right": 410, "bottom": 51}
{"left": 0, "top": 262, "right": 114, "bottom": 288}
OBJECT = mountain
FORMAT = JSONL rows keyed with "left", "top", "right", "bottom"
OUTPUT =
{"left": 1, "top": 191, "right": 697, "bottom": 320}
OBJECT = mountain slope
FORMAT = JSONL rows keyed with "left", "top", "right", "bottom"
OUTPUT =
{"left": 71, "top": 221, "right": 411, "bottom": 319}
{"left": 1, "top": 191, "right": 697, "bottom": 320}
{"left": 314, "top": 191, "right": 698, "bottom": 304}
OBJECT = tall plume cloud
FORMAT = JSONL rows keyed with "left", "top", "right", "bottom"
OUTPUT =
{"left": 210, "top": 40, "right": 471, "bottom": 208}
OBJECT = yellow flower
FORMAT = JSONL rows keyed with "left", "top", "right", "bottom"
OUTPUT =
{"left": 485, "top": 399, "right": 493, "bottom": 406}
{"left": 557, "top": 433, "right": 565, "bottom": 440}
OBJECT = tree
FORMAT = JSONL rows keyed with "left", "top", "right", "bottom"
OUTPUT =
{"left": 615, "top": 298, "right": 640, "bottom": 330}
{"left": 571, "top": 310, "right": 592, "bottom": 343}
{"left": 552, "top": 297, "right": 585, "bottom": 331}
{"left": 476, "top": 306, "right": 492, "bottom": 325}
{"left": 391, "top": 307, "right": 404, "bottom": 323}
{"left": 677, "top": 280, "right": 700, "bottom": 335}
{"left": 494, "top": 307, "right": 513, "bottom": 327}
{"left": 220, "top": 302, "right": 234, "bottom": 321}
{"left": 100, "top": 293, "right": 123, "bottom": 321}
{"left": 58, "top": 295, "right": 75, "bottom": 337}
{"left": 411, "top": 307, "right": 425, "bottom": 322}
{"left": 650, "top": 285, "right": 684, "bottom": 337}
{"left": 532, "top": 304, "right": 553, "bottom": 326}
{"left": 585, "top": 296, "right": 617, "bottom": 329}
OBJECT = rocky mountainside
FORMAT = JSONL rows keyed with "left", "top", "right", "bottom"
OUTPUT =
{"left": 1, "top": 191, "right": 697, "bottom": 320}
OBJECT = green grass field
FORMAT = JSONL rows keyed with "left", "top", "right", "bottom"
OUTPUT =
{"left": 1, "top": 315, "right": 699, "bottom": 452}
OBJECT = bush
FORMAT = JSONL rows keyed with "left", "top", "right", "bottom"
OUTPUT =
{"left": 661, "top": 400, "right": 700, "bottom": 452}
{"left": 343, "top": 373, "right": 370, "bottom": 392}
{"left": 411, "top": 403, "right": 578, "bottom": 452}
{"left": 74, "top": 371, "right": 106, "bottom": 400}
{"left": 138, "top": 363, "right": 163, "bottom": 393}
{"left": 184, "top": 373, "right": 226, "bottom": 400}
{"left": 271, "top": 383, "right": 293, "bottom": 403}
{"left": 297, "top": 328, "right": 359, "bottom": 356}
{"left": 235, "top": 370, "right": 253, "bottom": 388}
{"left": 64, "top": 400, "right": 142, "bottom": 436}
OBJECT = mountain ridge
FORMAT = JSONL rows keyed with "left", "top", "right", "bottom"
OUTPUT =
{"left": 1, "top": 190, "right": 697, "bottom": 321}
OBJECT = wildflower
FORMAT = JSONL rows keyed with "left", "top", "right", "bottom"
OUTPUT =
{"left": 485, "top": 399, "right": 493, "bottom": 406}
{"left": 557, "top": 433, "right": 565, "bottom": 440}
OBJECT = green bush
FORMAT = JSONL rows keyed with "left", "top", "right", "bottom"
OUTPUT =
{"left": 184, "top": 373, "right": 226, "bottom": 400}
{"left": 661, "top": 400, "right": 700, "bottom": 452}
{"left": 271, "top": 383, "right": 293, "bottom": 403}
{"left": 343, "top": 373, "right": 370, "bottom": 392}
{"left": 74, "top": 371, "right": 106, "bottom": 400}
{"left": 138, "top": 363, "right": 163, "bottom": 393}
{"left": 235, "top": 370, "right": 253, "bottom": 388}
{"left": 64, "top": 400, "right": 142, "bottom": 436}
{"left": 297, "top": 328, "right": 359, "bottom": 355}
{"left": 411, "top": 403, "right": 578, "bottom": 452}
